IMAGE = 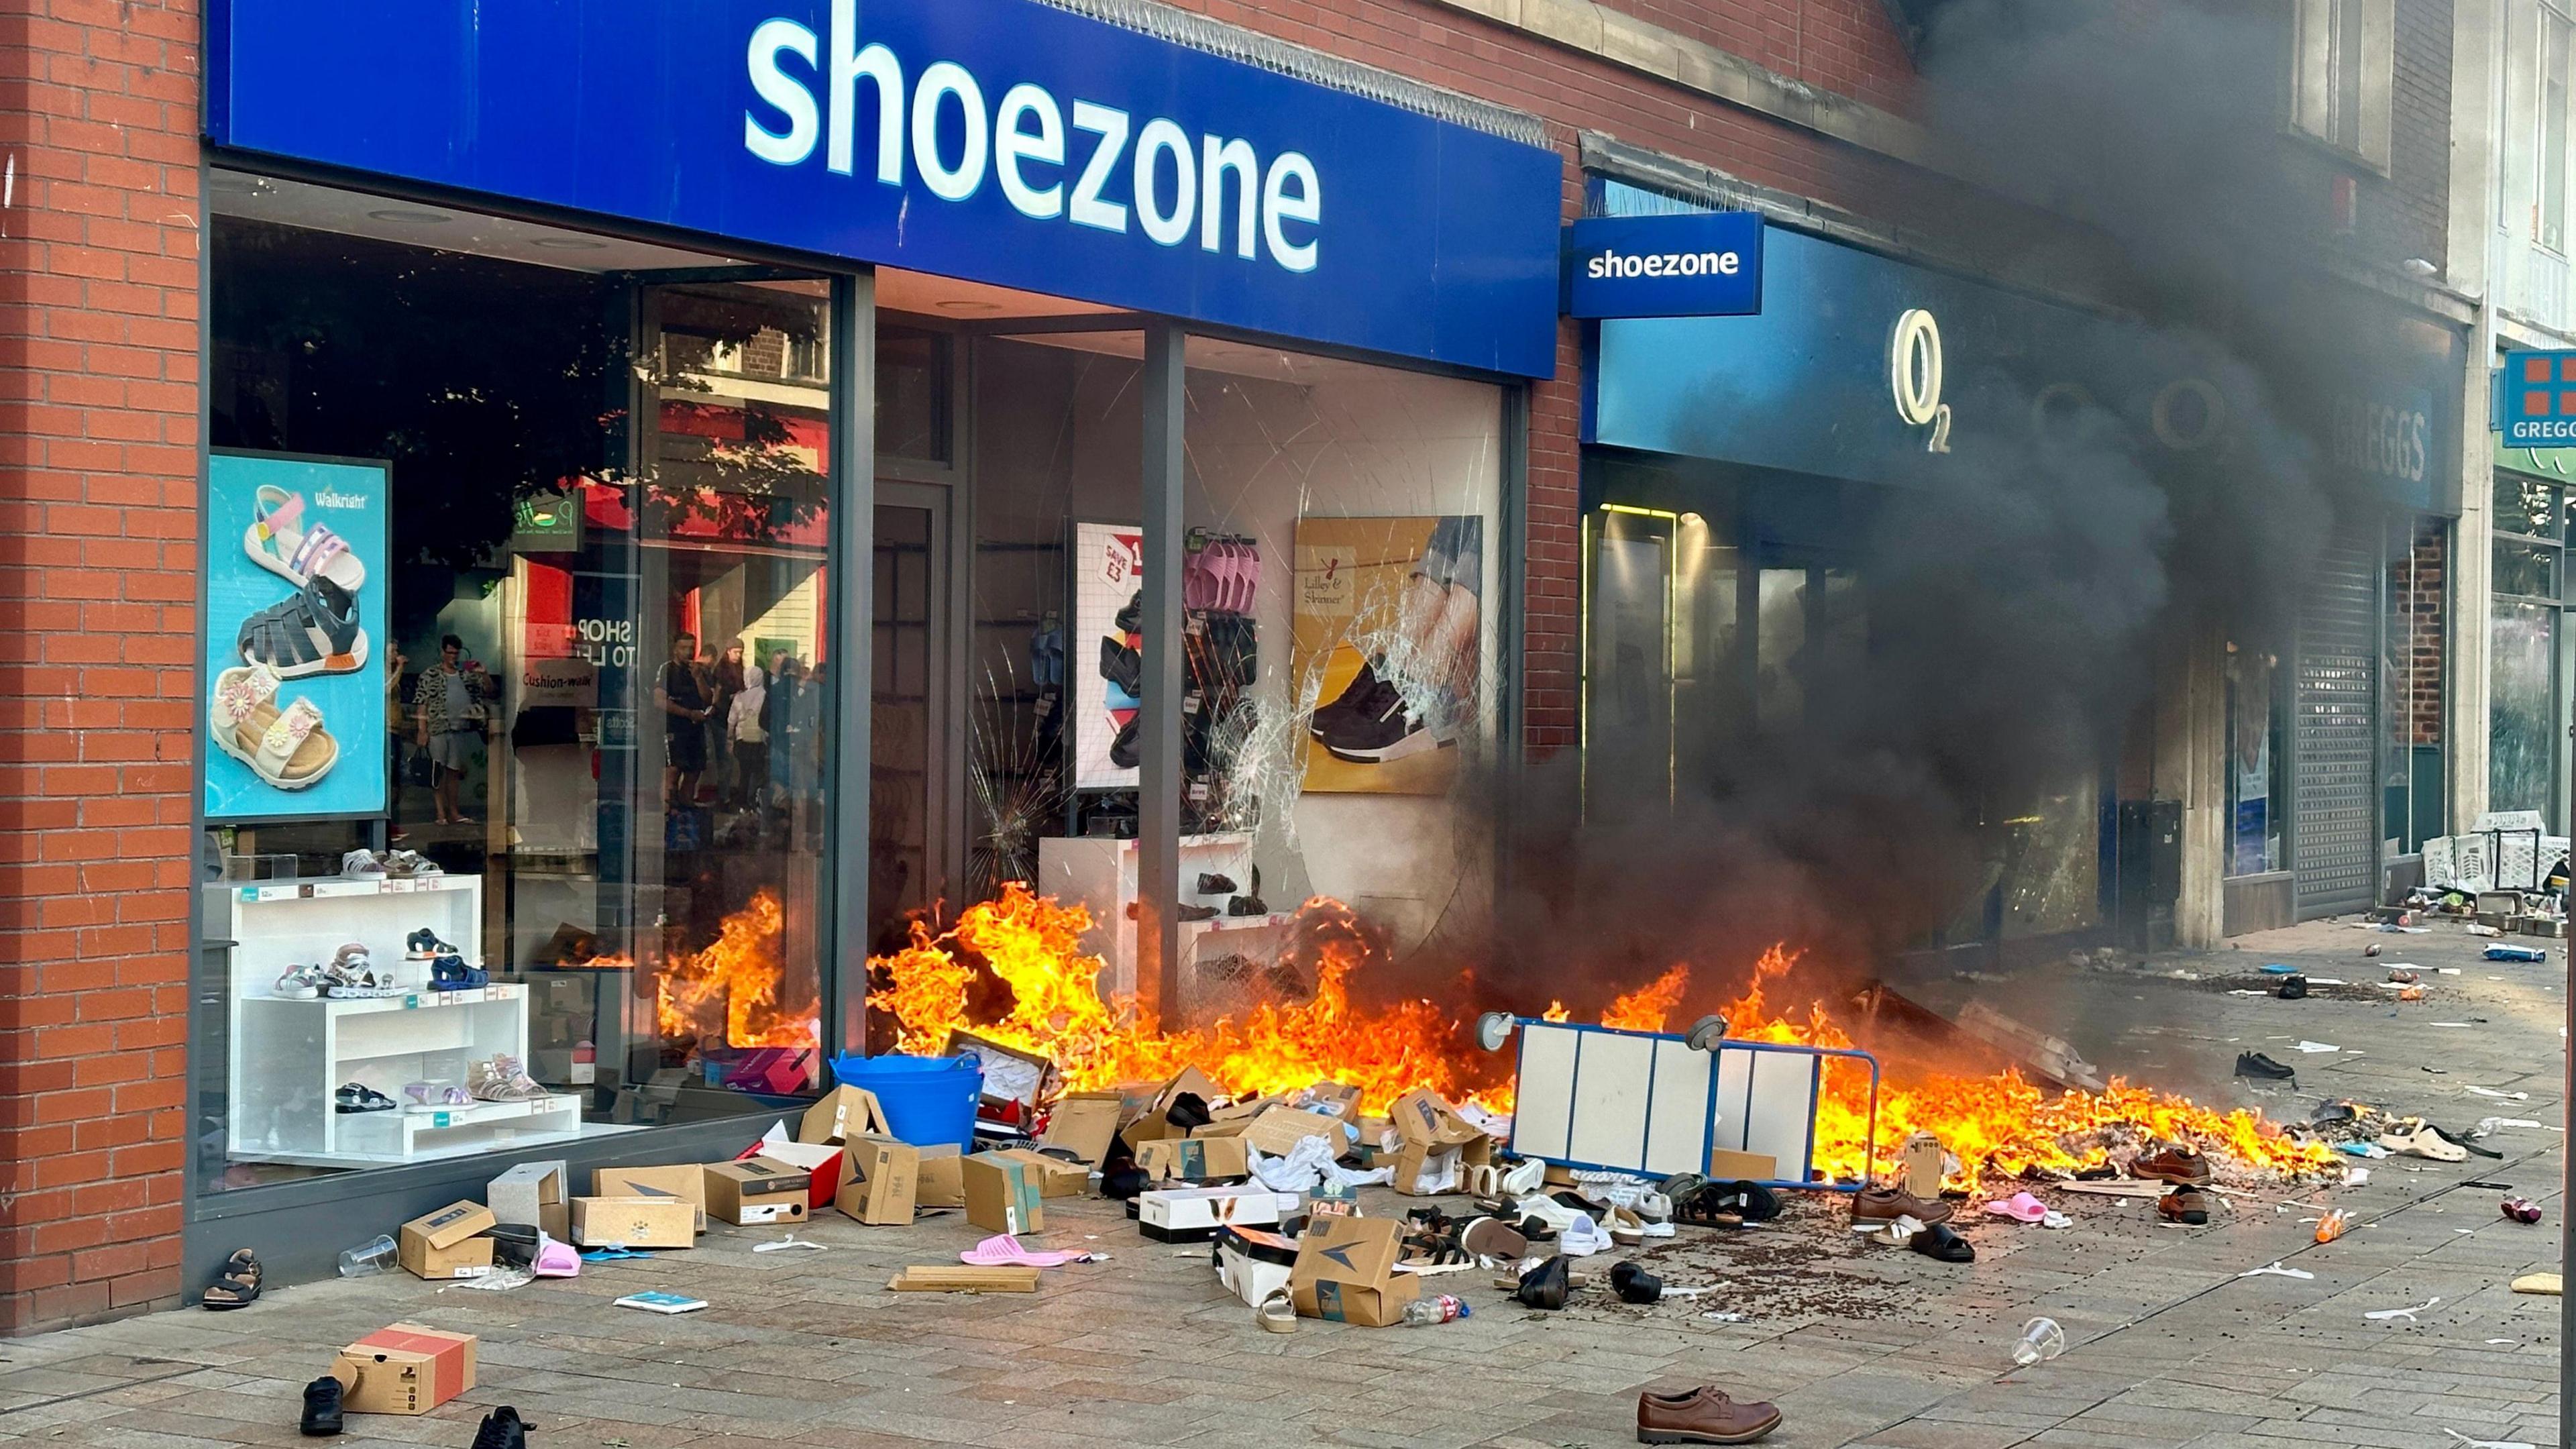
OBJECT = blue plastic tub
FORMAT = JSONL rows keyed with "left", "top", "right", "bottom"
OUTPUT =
{"left": 826, "top": 1053, "right": 983, "bottom": 1148}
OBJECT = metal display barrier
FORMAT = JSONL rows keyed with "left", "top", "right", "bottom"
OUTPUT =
{"left": 1479, "top": 1012, "right": 1881, "bottom": 1192}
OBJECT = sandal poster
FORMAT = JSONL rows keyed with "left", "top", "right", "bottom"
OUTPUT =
{"left": 1292, "top": 516, "right": 1484, "bottom": 795}
{"left": 204, "top": 451, "right": 392, "bottom": 821}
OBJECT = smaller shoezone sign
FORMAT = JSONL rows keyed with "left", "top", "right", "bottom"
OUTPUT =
{"left": 1564, "top": 213, "right": 1764, "bottom": 320}
{"left": 2500, "top": 350, "right": 2576, "bottom": 446}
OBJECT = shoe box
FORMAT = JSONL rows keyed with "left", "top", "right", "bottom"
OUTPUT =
{"left": 396, "top": 1201, "right": 496, "bottom": 1281}
{"left": 960, "top": 1152, "right": 1045, "bottom": 1235}
{"left": 591, "top": 1165, "right": 708, "bottom": 1232}
{"left": 329, "top": 1324, "right": 477, "bottom": 1415}
{"left": 570, "top": 1195, "right": 698, "bottom": 1248}
{"left": 1214, "top": 1224, "right": 1301, "bottom": 1309}
{"left": 1130, "top": 1184, "right": 1298, "bottom": 1241}
{"left": 702, "top": 1158, "right": 812, "bottom": 1226}
{"left": 1287, "top": 1216, "right": 1419, "bottom": 1326}
{"left": 486, "top": 1161, "right": 570, "bottom": 1244}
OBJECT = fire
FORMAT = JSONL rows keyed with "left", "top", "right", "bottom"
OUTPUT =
{"left": 869, "top": 886, "right": 2332, "bottom": 1189}
{"left": 878, "top": 883, "right": 1485, "bottom": 1108}
{"left": 650, "top": 889, "right": 822, "bottom": 1050}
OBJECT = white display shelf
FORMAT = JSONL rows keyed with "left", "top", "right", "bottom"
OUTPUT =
{"left": 219, "top": 873, "right": 551, "bottom": 1167}
{"left": 1034, "top": 834, "right": 1279, "bottom": 1022}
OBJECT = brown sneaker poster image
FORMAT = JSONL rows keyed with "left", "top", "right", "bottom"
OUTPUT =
{"left": 1293, "top": 516, "right": 1484, "bottom": 794}
{"left": 205, "top": 451, "right": 390, "bottom": 822}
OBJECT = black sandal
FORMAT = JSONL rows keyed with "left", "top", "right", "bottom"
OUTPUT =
{"left": 1672, "top": 1184, "right": 1746, "bottom": 1229}
{"left": 202, "top": 1248, "right": 261, "bottom": 1309}
{"left": 237, "top": 578, "right": 369, "bottom": 680}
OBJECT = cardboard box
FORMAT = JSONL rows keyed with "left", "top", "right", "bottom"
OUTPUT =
{"left": 992, "top": 1147, "right": 1091, "bottom": 1197}
{"left": 915, "top": 1143, "right": 965, "bottom": 1208}
{"left": 397, "top": 1201, "right": 496, "bottom": 1281}
{"left": 1388, "top": 1088, "right": 1491, "bottom": 1195}
{"left": 1119, "top": 1067, "right": 1233, "bottom": 1148}
{"left": 747, "top": 1128, "right": 851, "bottom": 1211}
{"left": 1238, "top": 1106, "right": 1348, "bottom": 1158}
{"left": 486, "top": 1161, "right": 570, "bottom": 1244}
{"left": 1288, "top": 1216, "right": 1419, "bottom": 1326}
{"left": 1303, "top": 1081, "right": 1362, "bottom": 1119}
{"left": 592, "top": 1165, "right": 707, "bottom": 1232}
{"left": 1214, "top": 1224, "right": 1302, "bottom": 1308}
{"left": 1896, "top": 1132, "right": 1943, "bottom": 1199}
{"left": 1137, "top": 1135, "right": 1250, "bottom": 1182}
{"left": 571, "top": 1195, "right": 698, "bottom": 1248}
{"left": 330, "top": 1324, "right": 477, "bottom": 1415}
{"left": 836, "top": 1136, "right": 920, "bottom": 1226}
{"left": 959, "top": 1152, "right": 1044, "bottom": 1234}
{"left": 1708, "top": 1148, "right": 1780, "bottom": 1182}
{"left": 704, "top": 1158, "right": 813, "bottom": 1225}
{"left": 1134, "top": 1185, "right": 1293, "bottom": 1241}
{"left": 949, "top": 1027, "right": 1060, "bottom": 1106}
{"left": 798, "top": 1085, "right": 892, "bottom": 1146}
{"left": 1038, "top": 1095, "right": 1126, "bottom": 1165}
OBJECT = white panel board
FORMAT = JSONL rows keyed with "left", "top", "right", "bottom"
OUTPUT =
{"left": 1565, "top": 1029, "right": 1654, "bottom": 1169}
{"left": 1739, "top": 1051, "right": 1818, "bottom": 1173}
{"left": 1511, "top": 1022, "right": 1580, "bottom": 1162}
{"left": 1642, "top": 1039, "right": 1717, "bottom": 1177}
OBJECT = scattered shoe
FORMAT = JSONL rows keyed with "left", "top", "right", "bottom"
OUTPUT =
{"left": 2378, "top": 1119, "right": 2467, "bottom": 1162}
{"left": 203, "top": 1248, "right": 262, "bottom": 1310}
{"left": 2504, "top": 1197, "right": 2544, "bottom": 1224}
{"left": 1635, "top": 1386, "right": 1782, "bottom": 1446}
{"left": 2129, "top": 1146, "right": 2213, "bottom": 1186}
{"left": 299, "top": 1375, "right": 343, "bottom": 1436}
{"left": 1983, "top": 1191, "right": 2049, "bottom": 1224}
{"left": 2275, "top": 974, "right": 2308, "bottom": 1000}
{"left": 2234, "top": 1052, "right": 2296, "bottom": 1081}
{"left": 1852, "top": 1183, "right": 1955, "bottom": 1226}
{"left": 1865, "top": 1214, "right": 1926, "bottom": 1248}
{"left": 2513, "top": 1272, "right": 2563, "bottom": 1295}
{"left": 2157, "top": 1188, "right": 2210, "bottom": 1226}
{"left": 1610, "top": 1260, "right": 1663, "bottom": 1305}
{"left": 1461, "top": 1216, "right": 1538, "bottom": 1260}
{"left": 1255, "top": 1288, "right": 1297, "bottom": 1333}
{"left": 468, "top": 1407, "right": 531, "bottom": 1449}
{"left": 1513, "top": 1254, "right": 1570, "bottom": 1311}
{"left": 1909, "top": 1223, "right": 1976, "bottom": 1263}
{"left": 1164, "top": 1091, "right": 1214, "bottom": 1130}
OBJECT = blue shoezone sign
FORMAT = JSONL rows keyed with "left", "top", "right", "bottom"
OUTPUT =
{"left": 1564, "top": 212, "right": 1764, "bottom": 319}
{"left": 2500, "top": 351, "right": 2576, "bottom": 446}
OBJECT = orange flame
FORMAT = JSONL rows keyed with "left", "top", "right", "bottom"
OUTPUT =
{"left": 867, "top": 888, "right": 2331, "bottom": 1189}
{"left": 649, "top": 889, "right": 821, "bottom": 1050}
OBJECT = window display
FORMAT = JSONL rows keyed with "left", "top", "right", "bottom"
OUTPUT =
{"left": 201, "top": 173, "right": 837, "bottom": 1187}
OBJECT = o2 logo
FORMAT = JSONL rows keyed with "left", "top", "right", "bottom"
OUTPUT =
{"left": 1889, "top": 308, "right": 1951, "bottom": 453}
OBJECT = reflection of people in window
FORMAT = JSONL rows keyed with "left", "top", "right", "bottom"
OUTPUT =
{"left": 413, "top": 634, "right": 492, "bottom": 826}
{"left": 385, "top": 643, "right": 409, "bottom": 839}
{"left": 657, "top": 631, "right": 712, "bottom": 807}
{"left": 728, "top": 659, "right": 769, "bottom": 810}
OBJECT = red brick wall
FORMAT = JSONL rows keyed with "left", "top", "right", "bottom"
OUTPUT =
{"left": 1588, "top": 0, "right": 1921, "bottom": 115}
{"left": 0, "top": 0, "right": 202, "bottom": 1334}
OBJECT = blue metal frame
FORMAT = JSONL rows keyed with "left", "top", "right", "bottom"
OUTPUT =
{"left": 1501, "top": 1016, "right": 1880, "bottom": 1193}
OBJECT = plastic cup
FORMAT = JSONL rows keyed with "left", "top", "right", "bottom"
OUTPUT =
{"left": 2010, "top": 1316, "right": 2067, "bottom": 1367}
{"left": 337, "top": 1234, "right": 398, "bottom": 1277}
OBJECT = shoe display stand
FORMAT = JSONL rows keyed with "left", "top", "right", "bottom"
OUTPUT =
{"left": 1035, "top": 832, "right": 1295, "bottom": 1022}
{"left": 219, "top": 873, "right": 584, "bottom": 1167}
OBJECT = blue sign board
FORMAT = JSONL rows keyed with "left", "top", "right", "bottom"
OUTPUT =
{"left": 206, "top": 0, "right": 1563, "bottom": 378}
{"left": 204, "top": 452, "right": 392, "bottom": 822}
{"left": 2500, "top": 351, "right": 2576, "bottom": 447}
{"left": 1564, "top": 213, "right": 1763, "bottom": 319}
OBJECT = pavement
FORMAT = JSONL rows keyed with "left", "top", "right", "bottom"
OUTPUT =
{"left": 1, "top": 918, "right": 2569, "bottom": 1449}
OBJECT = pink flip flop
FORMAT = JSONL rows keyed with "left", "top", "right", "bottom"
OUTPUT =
{"left": 960, "top": 1233, "right": 1082, "bottom": 1268}
{"left": 1984, "top": 1191, "right": 2049, "bottom": 1224}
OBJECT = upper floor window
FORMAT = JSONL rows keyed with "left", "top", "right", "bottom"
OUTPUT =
{"left": 2291, "top": 0, "right": 2394, "bottom": 171}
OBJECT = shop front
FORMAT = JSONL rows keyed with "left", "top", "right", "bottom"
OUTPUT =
{"left": 193, "top": 0, "right": 1559, "bottom": 1282}
{"left": 1572, "top": 172, "right": 2463, "bottom": 954}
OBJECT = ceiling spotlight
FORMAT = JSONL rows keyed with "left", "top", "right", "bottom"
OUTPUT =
{"left": 207, "top": 172, "right": 272, "bottom": 196}
{"left": 531, "top": 236, "right": 608, "bottom": 251}
{"left": 936, "top": 298, "right": 1002, "bottom": 313}
{"left": 367, "top": 207, "right": 451, "bottom": 224}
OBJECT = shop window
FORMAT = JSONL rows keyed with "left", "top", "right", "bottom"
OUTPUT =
{"left": 2491, "top": 600, "right": 2560, "bottom": 818}
{"left": 2226, "top": 643, "right": 2287, "bottom": 875}
{"left": 201, "top": 173, "right": 835, "bottom": 1191}
{"left": 2290, "top": 0, "right": 2395, "bottom": 171}
{"left": 877, "top": 326, "right": 953, "bottom": 464}
{"left": 2498, "top": 470, "right": 2562, "bottom": 539}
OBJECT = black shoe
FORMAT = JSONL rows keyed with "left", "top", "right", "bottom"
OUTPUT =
{"left": 1099, "top": 637, "right": 1142, "bottom": 697}
{"left": 1513, "top": 1254, "right": 1570, "bottom": 1310}
{"left": 1195, "top": 872, "right": 1237, "bottom": 894}
{"left": 1177, "top": 904, "right": 1220, "bottom": 922}
{"left": 1109, "top": 717, "right": 1139, "bottom": 769}
{"left": 2275, "top": 974, "right": 2308, "bottom": 1000}
{"left": 1114, "top": 590, "right": 1141, "bottom": 635}
{"left": 1229, "top": 866, "right": 1268, "bottom": 916}
{"left": 1311, "top": 657, "right": 1383, "bottom": 727}
{"left": 1165, "top": 1092, "right": 1214, "bottom": 1130}
{"left": 2235, "top": 1052, "right": 2296, "bottom": 1081}
{"left": 470, "top": 1407, "right": 531, "bottom": 1449}
{"left": 1311, "top": 672, "right": 1440, "bottom": 764}
{"left": 1610, "top": 1260, "right": 1663, "bottom": 1305}
{"left": 300, "top": 1377, "right": 343, "bottom": 1437}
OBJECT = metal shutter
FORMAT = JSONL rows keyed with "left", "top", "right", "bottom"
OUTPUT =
{"left": 2292, "top": 529, "right": 2381, "bottom": 918}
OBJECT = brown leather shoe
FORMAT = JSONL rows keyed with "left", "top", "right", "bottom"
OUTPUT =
{"left": 1638, "top": 1386, "right": 1782, "bottom": 1444}
{"left": 1851, "top": 1184, "right": 1954, "bottom": 1226}
{"left": 2157, "top": 1187, "right": 2209, "bottom": 1225}
{"left": 2131, "top": 1146, "right": 2212, "bottom": 1186}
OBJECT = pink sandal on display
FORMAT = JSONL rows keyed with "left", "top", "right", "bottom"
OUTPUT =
{"left": 959, "top": 1234, "right": 1083, "bottom": 1268}
{"left": 246, "top": 484, "right": 366, "bottom": 591}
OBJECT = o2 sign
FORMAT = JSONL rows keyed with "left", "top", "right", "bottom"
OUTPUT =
{"left": 1889, "top": 308, "right": 1950, "bottom": 453}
